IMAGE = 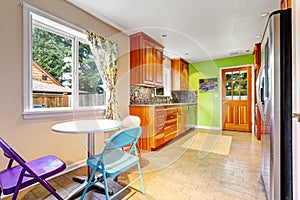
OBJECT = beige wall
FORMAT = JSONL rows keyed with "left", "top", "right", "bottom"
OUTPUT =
{"left": 0, "top": 0, "right": 130, "bottom": 168}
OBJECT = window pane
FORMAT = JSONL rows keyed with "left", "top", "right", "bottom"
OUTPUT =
{"left": 78, "top": 42, "right": 105, "bottom": 106}
{"left": 32, "top": 26, "right": 72, "bottom": 108}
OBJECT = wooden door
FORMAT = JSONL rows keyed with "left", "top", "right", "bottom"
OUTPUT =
{"left": 222, "top": 66, "right": 252, "bottom": 132}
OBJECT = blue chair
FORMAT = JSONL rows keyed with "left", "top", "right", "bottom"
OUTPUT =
{"left": 0, "top": 137, "right": 66, "bottom": 200}
{"left": 80, "top": 126, "right": 145, "bottom": 200}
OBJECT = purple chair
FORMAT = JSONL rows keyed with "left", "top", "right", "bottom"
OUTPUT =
{"left": 0, "top": 137, "right": 66, "bottom": 200}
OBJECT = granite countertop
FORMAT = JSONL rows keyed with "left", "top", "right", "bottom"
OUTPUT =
{"left": 129, "top": 102, "right": 197, "bottom": 107}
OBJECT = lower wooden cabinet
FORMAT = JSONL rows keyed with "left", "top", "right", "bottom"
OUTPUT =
{"left": 129, "top": 104, "right": 194, "bottom": 151}
{"left": 178, "top": 106, "right": 189, "bottom": 134}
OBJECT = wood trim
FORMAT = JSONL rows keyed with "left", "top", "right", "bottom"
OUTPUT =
{"left": 130, "top": 32, "right": 164, "bottom": 49}
{"left": 253, "top": 43, "right": 262, "bottom": 140}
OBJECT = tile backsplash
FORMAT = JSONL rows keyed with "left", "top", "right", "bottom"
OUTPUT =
{"left": 171, "top": 90, "right": 197, "bottom": 103}
{"left": 130, "top": 85, "right": 153, "bottom": 104}
{"left": 130, "top": 85, "right": 197, "bottom": 105}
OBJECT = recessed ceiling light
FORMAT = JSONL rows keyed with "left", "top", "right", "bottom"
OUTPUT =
{"left": 256, "top": 35, "right": 262, "bottom": 39}
{"left": 259, "top": 12, "right": 269, "bottom": 18}
{"left": 162, "top": 34, "right": 167, "bottom": 38}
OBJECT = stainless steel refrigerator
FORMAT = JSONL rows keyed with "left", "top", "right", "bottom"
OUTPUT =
{"left": 256, "top": 9, "right": 292, "bottom": 200}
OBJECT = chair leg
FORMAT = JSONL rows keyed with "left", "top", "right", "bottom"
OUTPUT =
{"left": 136, "top": 143, "right": 143, "bottom": 165}
{"left": 137, "top": 162, "right": 145, "bottom": 195}
{"left": 25, "top": 168, "right": 64, "bottom": 200}
{"left": 80, "top": 169, "right": 98, "bottom": 200}
{"left": 39, "top": 179, "right": 64, "bottom": 200}
{"left": 102, "top": 172, "right": 110, "bottom": 200}
{"left": 12, "top": 169, "right": 26, "bottom": 200}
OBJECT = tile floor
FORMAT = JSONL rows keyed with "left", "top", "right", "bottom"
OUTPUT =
{"left": 2, "top": 129, "right": 267, "bottom": 200}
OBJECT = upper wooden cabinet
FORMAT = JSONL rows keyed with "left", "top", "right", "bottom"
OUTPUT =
{"left": 171, "top": 58, "right": 189, "bottom": 90}
{"left": 130, "top": 32, "right": 164, "bottom": 87}
{"left": 280, "top": 0, "right": 291, "bottom": 10}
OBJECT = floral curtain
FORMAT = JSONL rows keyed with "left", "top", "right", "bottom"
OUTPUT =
{"left": 86, "top": 30, "right": 120, "bottom": 120}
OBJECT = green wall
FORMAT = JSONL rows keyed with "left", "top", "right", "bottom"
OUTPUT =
{"left": 189, "top": 54, "right": 253, "bottom": 128}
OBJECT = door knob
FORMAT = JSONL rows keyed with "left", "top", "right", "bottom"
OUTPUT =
{"left": 293, "top": 113, "right": 300, "bottom": 122}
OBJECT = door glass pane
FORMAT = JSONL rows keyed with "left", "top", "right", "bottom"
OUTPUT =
{"left": 226, "top": 91, "right": 232, "bottom": 100}
{"left": 240, "top": 70, "right": 247, "bottom": 80}
{"left": 225, "top": 72, "right": 232, "bottom": 81}
{"left": 233, "top": 81, "right": 239, "bottom": 91}
{"left": 226, "top": 81, "right": 232, "bottom": 90}
{"left": 233, "top": 91, "right": 240, "bottom": 100}
{"left": 233, "top": 71, "right": 239, "bottom": 80}
{"left": 241, "top": 90, "right": 248, "bottom": 100}
{"left": 240, "top": 81, "right": 247, "bottom": 90}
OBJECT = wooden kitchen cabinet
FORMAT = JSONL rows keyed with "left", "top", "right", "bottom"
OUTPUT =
{"left": 178, "top": 106, "right": 189, "bottom": 134}
{"left": 171, "top": 58, "right": 189, "bottom": 90}
{"left": 130, "top": 105, "right": 179, "bottom": 150}
{"left": 130, "top": 104, "right": 196, "bottom": 151}
{"left": 164, "top": 107, "right": 178, "bottom": 143}
{"left": 130, "top": 32, "right": 164, "bottom": 87}
{"left": 154, "top": 107, "right": 166, "bottom": 147}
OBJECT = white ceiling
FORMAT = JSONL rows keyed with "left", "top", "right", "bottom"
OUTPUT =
{"left": 66, "top": 0, "right": 279, "bottom": 63}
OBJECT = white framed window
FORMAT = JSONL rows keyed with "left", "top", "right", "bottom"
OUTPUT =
{"left": 22, "top": 3, "right": 107, "bottom": 119}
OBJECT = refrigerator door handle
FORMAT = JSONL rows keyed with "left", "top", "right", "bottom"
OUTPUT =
{"left": 293, "top": 113, "right": 300, "bottom": 122}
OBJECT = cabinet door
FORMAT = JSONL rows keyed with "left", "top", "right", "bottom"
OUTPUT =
{"left": 155, "top": 49, "right": 163, "bottom": 87}
{"left": 180, "top": 61, "right": 189, "bottom": 90}
{"left": 171, "top": 58, "right": 189, "bottom": 90}
{"left": 143, "top": 40, "right": 156, "bottom": 86}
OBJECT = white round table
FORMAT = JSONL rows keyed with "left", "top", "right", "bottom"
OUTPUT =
{"left": 51, "top": 119, "right": 123, "bottom": 199}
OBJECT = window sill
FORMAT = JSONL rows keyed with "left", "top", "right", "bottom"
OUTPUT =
{"left": 23, "top": 107, "right": 106, "bottom": 120}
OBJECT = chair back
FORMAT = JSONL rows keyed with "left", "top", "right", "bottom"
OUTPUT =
{"left": 123, "top": 115, "right": 141, "bottom": 127}
{"left": 0, "top": 137, "right": 66, "bottom": 200}
{"left": 100, "top": 126, "right": 142, "bottom": 164}
{"left": 0, "top": 137, "right": 26, "bottom": 167}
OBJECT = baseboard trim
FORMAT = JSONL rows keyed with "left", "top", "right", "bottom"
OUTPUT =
{"left": 195, "top": 125, "right": 222, "bottom": 130}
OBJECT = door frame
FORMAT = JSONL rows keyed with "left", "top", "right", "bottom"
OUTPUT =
{"left": 293, "top": 0, "right": 300, "bottom": 198}
{"left": 219, "top": 64, "right": 255, "bottom": 132}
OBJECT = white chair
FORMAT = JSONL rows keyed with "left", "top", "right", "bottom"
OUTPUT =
{"left": 122, "top": 115, "right": 142, "bottom": 162}
{"left": 123, "top": 115, "right": 141, "bottom": 127}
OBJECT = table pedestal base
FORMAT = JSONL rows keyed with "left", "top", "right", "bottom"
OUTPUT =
{"left": 64, "top": 176, "right": 113, "bottom": 200}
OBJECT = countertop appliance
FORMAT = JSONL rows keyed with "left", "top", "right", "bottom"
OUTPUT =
{"left": 256, "top": 9, "right": 292, "bottom": 200}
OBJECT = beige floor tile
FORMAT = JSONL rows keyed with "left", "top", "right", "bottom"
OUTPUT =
{"left": 2, "top": 129, "right": 266, "bottom": 200}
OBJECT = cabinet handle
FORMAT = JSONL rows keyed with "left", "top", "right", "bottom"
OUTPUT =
{"left": 293, "top": 113, "right": 300, "bottom": 122}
